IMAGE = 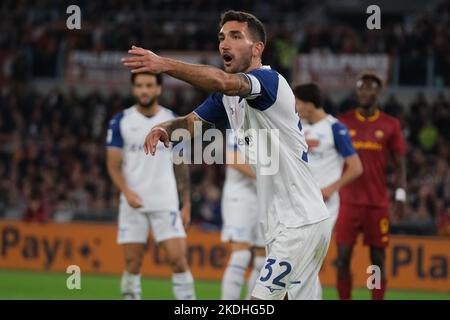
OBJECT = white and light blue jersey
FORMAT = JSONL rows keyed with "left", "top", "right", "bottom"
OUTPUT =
{"left": 301, "top": 115, "right": 356, "bottom": 189}
{"left": 194, "top": 66, "right": 329, "bottom": 244}
{"left": 106, "top": 106, "right": 179, "bottom": 212}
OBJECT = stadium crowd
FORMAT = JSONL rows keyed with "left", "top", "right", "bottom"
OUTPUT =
{"left": 0, "top": 86, "right": 449, "bottom": 235}
{"left": 1, "top": 0, "right": 450, "bottom": 85}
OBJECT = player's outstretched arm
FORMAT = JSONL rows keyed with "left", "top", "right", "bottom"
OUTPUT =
{"left": 144, "top": 112, "right": 210, "bottom": 156}
{"left": 122, "top": 46, "right": 251, "bottom": 96}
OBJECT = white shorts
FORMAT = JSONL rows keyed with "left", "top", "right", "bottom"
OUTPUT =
{"left": 117, "top": 201, "right": 186, "bottom": 244}
{"left": 221, "top": 193, "right": 265, "bottom": 247}
{"left": 252, "top": 218, "right": 331, "bottom": 300}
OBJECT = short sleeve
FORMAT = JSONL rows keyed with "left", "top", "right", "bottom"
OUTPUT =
{"left": 106, "top": 112, "right": 124, "bottom": 148}
{"left": 243, "top": 68, "right": 279, "bottom": 110}
{"left": 388, "top": 119, "right": 406, "bottom": 156}
{"left": 193, "top": 93, "right": 228, "bottom": 126}
{"left": 331, "top": 121, "right": 356, "bottom": 158}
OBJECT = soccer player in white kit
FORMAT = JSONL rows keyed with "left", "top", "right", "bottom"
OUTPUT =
{"left": 221, "top": 129, "right": 265, "bottom": 300}
{"left": 293, "top": 83, "right": 363, "bottom": 298}
{"left": 106, "top": 73, "right": 195, "bottom": 300}
{"left": 293, "top": 83, "right": 363, "bottom": 227}
{"left": 123, "top": 10, "right": 331, "bottom": 300}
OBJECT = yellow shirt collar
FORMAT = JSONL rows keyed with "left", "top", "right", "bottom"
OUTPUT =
{"left": 355, "top": 110, "right": 380, "bottom": 122}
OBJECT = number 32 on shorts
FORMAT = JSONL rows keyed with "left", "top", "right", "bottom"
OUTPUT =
{"left": 259, "top": 258, "right": 293, "bottom": 288}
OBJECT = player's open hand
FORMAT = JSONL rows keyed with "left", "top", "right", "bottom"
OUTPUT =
{"left": 144, "top": 126, "right": 170, "bottom": 156}
{"left": 122, "top": 45, "right": 167, "bottom": 74}
{"left": 124, "top": 189, "right": 143, "bottom": 209}
{"left": 321, "top": 185, "right": 336, "bottom": 202}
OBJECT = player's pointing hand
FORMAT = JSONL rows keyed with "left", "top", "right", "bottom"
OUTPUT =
{"left": 122, "top": 45, "right": 168, "bottom": 74}
{"left": 144, "top": 126, "right": 170, "bottom": 156}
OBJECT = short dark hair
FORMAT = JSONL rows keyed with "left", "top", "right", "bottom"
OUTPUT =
{"left": 219, "top": 10, "right": 266, "bottom": 45}
{"left": 293, "top": 83, "right": 323, "bottom": 108}
{"left": 357, "top": 71, "right": 383, "bottom": 89}
{"left": 131, "top": 72, "right": 163, "bottom": 85}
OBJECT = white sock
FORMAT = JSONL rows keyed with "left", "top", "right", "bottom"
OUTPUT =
{"left": 121, "top": 271, "right": 141, "bottom": 300}
{"left": 246, "top": 255, "right": 265, "bottom": 299}
{"left": 172, "top": 271, "right": 196, "bottom": 300}
{"left": 221, "top": 250, "right": 251, "bottom": 300}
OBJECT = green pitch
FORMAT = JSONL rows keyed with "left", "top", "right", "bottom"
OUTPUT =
{"left": 0, "top": 269, "right": 448, "bottom": 300}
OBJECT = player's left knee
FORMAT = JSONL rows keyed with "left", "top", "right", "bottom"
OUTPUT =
{"left": 168, "top": 254, "right": 189, "bottom": 273}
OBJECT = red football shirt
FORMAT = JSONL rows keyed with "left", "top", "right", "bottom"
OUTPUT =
{"left": 338, "top": 109, "right": 406, "bottom": 208}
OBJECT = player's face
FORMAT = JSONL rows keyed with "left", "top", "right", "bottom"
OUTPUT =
{"left": 218, "top": 21, "right": 256, "bottom": 73}
{"left": 295, "top": 98, "right": 312, "bottom": 121}
{"left": 132, "top": 74, "right": 161, "bottom": 108}
{"left": 356, "top": 79, "right": 380, "bottom": 109}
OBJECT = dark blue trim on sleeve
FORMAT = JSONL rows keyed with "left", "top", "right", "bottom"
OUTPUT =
{"left": 106, "top": 111, "right": 124, "bottom": 148}
{"left": 194, "top": 93, "right": 228, "bottom": 126}
{"left": 245, "top": 68, "right": 279, "bottom": 111}
{"left": 332, "top": 121, "right": 356, "bottom": 158}
{"left": 301, "top": 150, "right": 308, "bottom": 162}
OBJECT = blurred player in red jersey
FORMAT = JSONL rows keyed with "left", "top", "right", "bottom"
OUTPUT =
{"left": 335, "top": 72, "right": 407, "bottom": 300}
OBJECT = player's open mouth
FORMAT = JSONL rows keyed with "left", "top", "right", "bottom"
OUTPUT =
{"left": 222, "top": 53, "right": 233, "bottom": 67}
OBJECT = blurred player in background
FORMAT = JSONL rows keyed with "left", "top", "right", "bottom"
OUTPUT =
{"left": 336, "top": 72, "right": 407, "bottom": 300}
{"left": 124, "top": 10, "right": 331, "bottom": 300}
{"left": 221, "top": 129, "right": 265, "bottom": 300}
{"left": 293, "top": 83, "right": 363, "bottom": 297}
{"left": 294, "top": 83, "right": 362, "bottom": 226}
{"left": 106, "top": 73, "right": 195, "bottom": 300}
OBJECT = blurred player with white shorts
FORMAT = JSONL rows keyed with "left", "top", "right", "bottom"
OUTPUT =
{"left": 221, "top": 129, "right": 265, "bottom": 299}
{"left": 106, "top": 72, "right": 195, "bottom": 300}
